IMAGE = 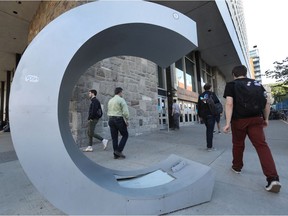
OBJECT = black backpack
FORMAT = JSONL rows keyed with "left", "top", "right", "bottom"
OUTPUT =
{"left": 233, "top": 79, "right": 267, "bottom": 118}
{"left": 207, "top": 94, "right": 223, "bottom": 116}
{"left": 95, "top": 105, "right": 103, "bottom": 119}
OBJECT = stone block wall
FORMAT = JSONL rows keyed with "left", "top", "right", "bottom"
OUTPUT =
{"left": 28, "top": 1, "right": 87, "bottom": 43}
{"left": 213, "top": 67, "right": 226, "bottom": 104}
{"left": 27, "top": 1, "right": 160, "bottom": 147}
{"left": 70, "top": 56, "right": 159, "bottom": 147}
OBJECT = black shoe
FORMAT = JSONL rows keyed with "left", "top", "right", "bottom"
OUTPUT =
{"left": 266, "top": 178, "right": 281, "bottom": 193}
{"left": 231, "top": 167, "right": 241, "bottom": 174}
{"left": 114, "top": 151, "right": 126, "bottom": 159}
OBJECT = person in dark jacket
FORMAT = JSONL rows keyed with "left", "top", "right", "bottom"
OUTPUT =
{"left": 198, "top": 83, "right": 220, "bottom": 151}
{"left": 83, "top": 89, "right": 108, "bottom": 152}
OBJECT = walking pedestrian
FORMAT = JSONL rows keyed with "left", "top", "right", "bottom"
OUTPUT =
{"left": 107, "top": 87, "right": 129, "bottom": 159}
{"left": 223, "top": 65, "right": 281, "bottom": 193}
{"left": 214, "top": 113, "right": 222, "bottom": 134}
{"left": 171, "top": 99, "right": 181, "bottom": 130}
{"left": 198, "top": 83, "right": 220, "bottom": 151}
{"left": 83, "top": 89, "right": 108, "bottom": 152}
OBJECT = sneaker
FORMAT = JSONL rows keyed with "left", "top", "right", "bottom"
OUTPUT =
{"left": 207, "top": 147, "right": 216, "bottom": 152}
{"left": 83, "top": 146, "right": 93, "bottom": 152}
{"left": 266, "top": 181, "right": 281, "bottom": 193}
{"left": 114, "top": 152, "right": 126, "bottom": 159}
{"left": 213, "top": 130, "right": 216, "bottom": 134}
{"left": 102, "top": 139, "right": 108, "bottom": 150}
{"left": 114, "top": 151, "right": 126, "bottom": 159}
{"left": 218, "top": 131, "right": 221, "bottom": 134}
{"left": 231, "top": 167, "right": 241, "bottom": 174}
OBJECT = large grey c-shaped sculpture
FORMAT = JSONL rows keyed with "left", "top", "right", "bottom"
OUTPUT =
{"left": 9, "top": 1, "right": 215, "bottom": 215}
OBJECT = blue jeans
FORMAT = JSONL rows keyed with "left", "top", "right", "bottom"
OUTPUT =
{"left": 203, "top": 115, "right": 216, "bottom": 148}
{"left": 108, "top": 117, "right": 129, "bottom": 153}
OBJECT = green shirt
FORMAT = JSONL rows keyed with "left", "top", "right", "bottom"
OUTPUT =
{"left": 107, "top": 95, "right": 129, "bottom": 120}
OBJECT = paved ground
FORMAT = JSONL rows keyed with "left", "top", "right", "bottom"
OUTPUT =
{"left": 0, "top": 120, "right": 288, "bottom": 215}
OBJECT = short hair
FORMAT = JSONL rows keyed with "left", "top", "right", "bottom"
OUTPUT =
{"left": 173, "top": 99, "right": 177, "bottom": 103}
{"left": 89, "top": 89, "right": 97, "bottom": 96}
{"left": 232, "top": 65, "right": 247, "bottom": 77}
{"left": 204, "top": 83, "right": 212, "bottom": 91}
{"left": 114, "top": 87, "right": 123, "bottom": 95}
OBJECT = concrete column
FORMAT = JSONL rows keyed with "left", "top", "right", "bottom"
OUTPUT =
{"left": 5, "top": 71, "right": 11, "bottom": 121}
{"left": 195, "top": 51, "right": 203, "bottom": 94}
{"left": 0, "top": 81, "right": 4, "bottom": 124}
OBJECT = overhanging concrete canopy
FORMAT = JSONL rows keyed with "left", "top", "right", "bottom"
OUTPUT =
{"left": 152, "top": 1, "right": 249, "bottom": 81}
{"left": 9, "top": 1, "right": 215, "bottom": 215}
{"left": 0, "top": 1, "right": 250, "bottom": 83}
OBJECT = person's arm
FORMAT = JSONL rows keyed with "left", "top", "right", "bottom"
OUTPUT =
{"left": 263, "top": 100, "right": 271, "bottom": 127}
{"left": 223, "top": 96, "right": 233, "bottom": 133}
{"left": 197, "top": 96, "right": 202, "bottom": 119}
{"left": 121, "top": 99, "right": 129, "bottom": 126}
{"left": 213, "top": 92, "right": 220, "bottom": 103}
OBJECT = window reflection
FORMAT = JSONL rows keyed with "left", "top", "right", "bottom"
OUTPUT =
{"left": 176, "top": 59, "right": 185, "bottom": 89}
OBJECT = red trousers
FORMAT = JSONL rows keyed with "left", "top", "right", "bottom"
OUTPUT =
{"left": 231, "top": 117, "right": 279, "bottom": 180}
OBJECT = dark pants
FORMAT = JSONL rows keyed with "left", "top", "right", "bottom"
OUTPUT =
{"left": 203, "top": 115, "right": 215, "bottom": 148}
{"left": 231, "top": 117, "right": 279, "bottom": 181}
{"left": 173, "top": 113, "right": 180, "bottom": 129}
{"left": 108, "top": 117, "right": 129, "bottom": 153}
{"left": 87, "top": 119, "right": 103, "bottom": 146}
{"left": 215, "top": 114, "right": 221, "bottom": 123}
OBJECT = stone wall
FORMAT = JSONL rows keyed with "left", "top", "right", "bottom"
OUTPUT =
{"left": 70, "top": 56, "right": 159, "bottom": 147}
{"left": 28, "top": 1, "right": 159, "bottom": 147}
{"left": 213, "top": 68, "right": 226, "bottom": 105}
{"left": 28, "top": 1, "right": 87, "bottom": 43}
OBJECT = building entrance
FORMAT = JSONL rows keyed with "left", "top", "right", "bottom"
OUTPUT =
{"left": 179, "top": 101, "right": 196, "bottom": 126}
{"left": 158, "top": 96, "right": 168, "bottom": 129}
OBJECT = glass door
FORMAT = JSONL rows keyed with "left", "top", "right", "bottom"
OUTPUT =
{"left": 158, "top": 96, "right": 168, "bottom": 130}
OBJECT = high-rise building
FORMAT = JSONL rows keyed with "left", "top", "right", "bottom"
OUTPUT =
{"left": 226, "top": 0, "right": 250, "bottom": 70}
{"left": 249, "top": 46, "right": 262, "bottom": 83}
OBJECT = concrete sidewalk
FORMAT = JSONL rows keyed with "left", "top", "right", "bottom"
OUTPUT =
{"left": 0, "top": 120, "right": 287, "bottom": 215}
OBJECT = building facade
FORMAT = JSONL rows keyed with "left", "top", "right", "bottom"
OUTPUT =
{"left": 0, "top": 1, "right": 250, "bottom": 147}
{"left": 249, "top": 47, "right": 262, "bottom": 83}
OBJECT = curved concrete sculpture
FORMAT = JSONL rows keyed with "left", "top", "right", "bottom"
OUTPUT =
{"left": 9, "top": 1, "right": 214, "bottom": 214}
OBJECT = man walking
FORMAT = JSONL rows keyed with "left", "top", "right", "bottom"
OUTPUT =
{"left": 198, "top": 83, "right": 220, "bottom": 151}
{"left": 223, "top": 65, "right": 281, "bottom": 193}
{"left": 83, "top": 89, "right": 108, "bottom": 152}
{"left": 214, "top": 113, "right": 222, "bottom": 134}
{"left": 107, "top": 87, "right": 129, "bottom": 159}
{"left": 171, "top": 99, "right": 181, "bottom": 130}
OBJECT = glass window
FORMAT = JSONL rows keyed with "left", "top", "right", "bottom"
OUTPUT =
{"left": 157, "top": 66, "right": 165, "bottom": 89}
{"left": 201, "top": 69, "right": 206, "bottom": 87}
{"left": 176, "top": 59, "right": 185, "bottom": 89}
{"left": 201, "top": 61, "right": 213, "bottom": 88}
{"left": 185, "top": 58, "right": 196, "bottom": 92}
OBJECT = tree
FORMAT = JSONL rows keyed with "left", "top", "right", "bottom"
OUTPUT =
{"left": 270, "top": 82, "right": 288, "bottom": 103}
{"left": 265, "top": 57, "right": 288, "bottom": 103}
{"left": 265, "top": 57, "right": 288, "bottom": 84}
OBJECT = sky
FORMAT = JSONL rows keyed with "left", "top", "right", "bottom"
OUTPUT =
{"left": 242, "top": 0, "right": 288, "bottom": 84}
